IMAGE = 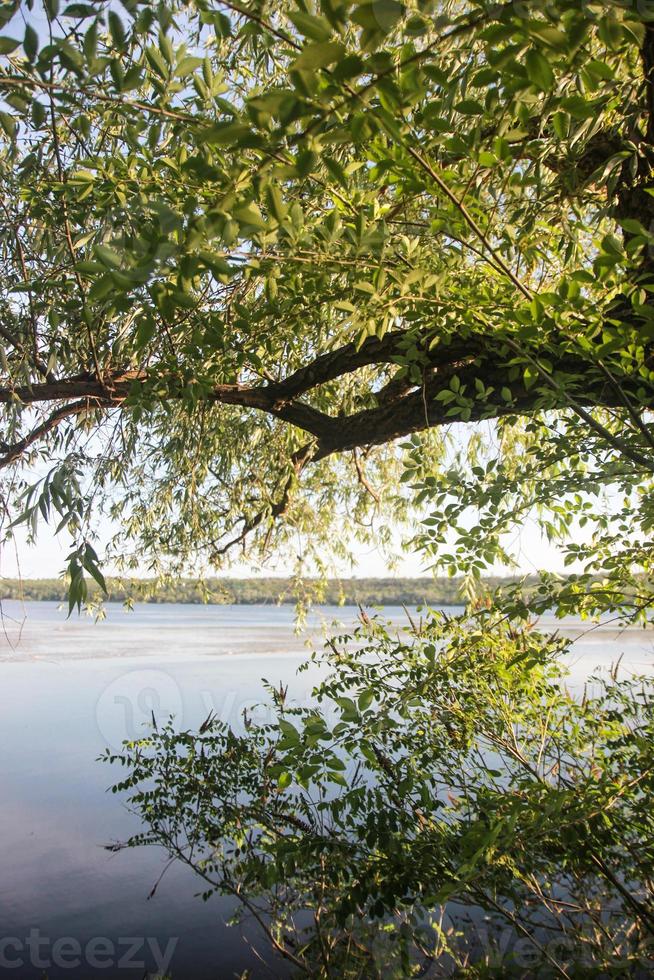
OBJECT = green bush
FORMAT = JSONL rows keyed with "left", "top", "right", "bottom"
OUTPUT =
{"left": 105, "top": 608, "right": 654, "bottom": 977}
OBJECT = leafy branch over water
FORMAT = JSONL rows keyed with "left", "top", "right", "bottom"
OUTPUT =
{"left": 105, "top": 610, "right": 654, "bottom": 977}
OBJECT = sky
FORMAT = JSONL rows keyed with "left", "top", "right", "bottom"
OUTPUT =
{"left": 0, "top": 510, "right": 568, "bottom": 580}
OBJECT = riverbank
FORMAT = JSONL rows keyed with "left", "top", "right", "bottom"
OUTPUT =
{"left": 1, "top": 574, "right": 528, "bottom": 607}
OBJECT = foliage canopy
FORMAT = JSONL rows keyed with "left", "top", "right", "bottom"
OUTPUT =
{"left": 1, "top": 0, "right": 654, "bottom": 591}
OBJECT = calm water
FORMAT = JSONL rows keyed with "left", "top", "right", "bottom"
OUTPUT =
{"left": 1, "top": 601, "right": 653, "bottom": 978}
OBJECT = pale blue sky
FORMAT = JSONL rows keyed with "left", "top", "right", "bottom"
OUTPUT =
{"left": 1, "top": 512, "right": 567, "bottom": 579}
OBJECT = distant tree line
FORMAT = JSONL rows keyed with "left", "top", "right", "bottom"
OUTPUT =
{"left": 0, "top": 576, "right": 533, "bottom": 607}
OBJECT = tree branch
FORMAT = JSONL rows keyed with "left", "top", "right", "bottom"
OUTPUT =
{"left": 0, "top": 398, "right": 109, "bottom": 468}
{"left": 0, "top": 333, "right": 649, "bottom": 481}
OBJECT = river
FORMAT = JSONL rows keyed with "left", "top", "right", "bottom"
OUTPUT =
{"left": 1, "top": 601, "right": 652, "bottom": 978}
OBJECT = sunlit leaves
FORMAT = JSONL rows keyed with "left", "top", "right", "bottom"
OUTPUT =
{"left": 524, "top": 48, "right": 554, "bottom": 91}
{"left": 0, "top": 0, "right": 652, "bottom": 596}
{"left": 287, "top": 10, "right": 332, "bottom": 43}
{"left": 105, "top": 610, "right": 654, "bottom": 974}
{"left": 291, "top": 40, "right": 345, "bottom": 71}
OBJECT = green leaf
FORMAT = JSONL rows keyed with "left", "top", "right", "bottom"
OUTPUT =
{"left": 336, "top": 696, "right": 359, "bottom": 721}
{"left": 63, "top": 4, "right": 97, "bottom": 17}
{"left": 265, "top": 184, "right": 286, "bottom": 223}
{"left": 525, "top": 49, "right": 554, "bottom": 91}
{"left": 213, "top": 12, "right": 232, "bottom": 38}
{"left": 0, "top": 111, "right": 16, "bottom": 137}
{"left": 619, "top": 218, "right": 648, "bottom": 237}
{"left": 196, "top": 122, "right": 251, "bottom": 146}
{"left": 527, "top": 24, "right": 567, "bottom": 50}
{"left": 560, "top": 95, "right": 595, "bottom": 119}
{"left": 291, "top": 40, "right": 345, "bottom": 71}
{"left": 88, "top": 273, "right": 115, "bottom": 301}
{"left": 176, "top": 55, "right": 203, "bottom": 78}
{"left": 478, "top": 150, "right": 497, "bottom": 167}
{"left": 0, "top": 37, "right": 19, "bottom": 54}
{"left": 352, "top": 1, "right": 404, "bottom": 34}
{"left": 551, "top": 111, "right": 568, "bottom": 139}
{"left": 31, "top": 100, "right": 46, "bottom": 128}
{"left": 358, "top": 689, "right": 374, "bottom": 710}
{"left": 234, "top": 202, "right": 267, "bottom": 229}
{"left": 94, "top": 244, "right": 123, "bottom": 269}
{"left": 601, "top": 233, "right": 623, "bottom": 257}
{"left": 287, "top": 10, "right": 332, "bottom": 42}
{"left": 108, "top": 11, "right": 126, "bottom": 48}
{"left": 145, "top": 45, "right": 168, "bottom": 78}
{"left": 23, "top": 24, "right": 38, "bottom": 60}
{"left": 83, "top": 551, "right": 107, "bottom": 594}
{"left": 278, "top": 719, "right": 300, "bottom": 745}
{"left": 135, "top": 315, "right": 156, "bottom": 348}
{"left": 454, "top": 99, "right": 484, "bottom": 115}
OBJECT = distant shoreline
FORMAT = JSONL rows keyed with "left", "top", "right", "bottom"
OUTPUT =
{"left": 0, "top": 575, "right": 528, "bottom": 607}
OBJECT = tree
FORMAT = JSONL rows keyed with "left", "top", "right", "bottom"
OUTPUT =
{"left": 1, "top": 0, "right": 654, "bottom": 589}
{"left": 1, "top": 1, "right": 651, "bottom": 972}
